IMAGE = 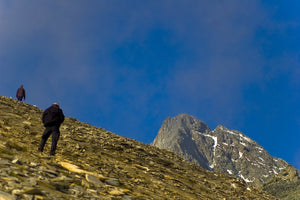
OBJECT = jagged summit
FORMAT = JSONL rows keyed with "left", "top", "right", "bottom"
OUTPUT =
{"left": 152, "top": 113, "right": 300, "bottom": 199}
{"left": 152, "top": 114, "right": 211, "bottom": 170}
{"left": 0, "top": 96, "right": 279, "bottom": 199}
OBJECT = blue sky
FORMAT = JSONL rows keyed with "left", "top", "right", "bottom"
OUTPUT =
{"left": 0, "top": 1, "right": 299, "bottom": 170}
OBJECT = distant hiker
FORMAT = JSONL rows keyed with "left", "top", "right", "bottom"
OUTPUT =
{"left": 38, "top": 103, "right": 65, "bottom": 156}
{"left": 16, "top": 85, "right": 25, "bottom": 101}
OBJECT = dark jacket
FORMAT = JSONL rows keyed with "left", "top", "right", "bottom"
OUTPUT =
{"left": 42, "top": 106, "right": 65, "bottom": 127}
{"left": 16, "top": 86, "right": 26, "bottom": 100}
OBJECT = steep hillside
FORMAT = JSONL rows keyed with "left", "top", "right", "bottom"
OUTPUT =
{"left": 152, "top": 113, "right": 300, "bottom": 199}
{"left": 262, "top": 165, "right": 300, "bottom": 200}
{"left": 0, "top": 96, "right": 278, "bottom": 200}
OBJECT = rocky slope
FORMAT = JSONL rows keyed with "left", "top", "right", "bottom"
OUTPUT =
{"left": 152, "top": 113, "right": 300, "bottom": 199}
{"left": 262, "top": 165, "right": 300, "bottom": 199}
{"left": 0, "top": 96, "right": 278, "bottom": 200}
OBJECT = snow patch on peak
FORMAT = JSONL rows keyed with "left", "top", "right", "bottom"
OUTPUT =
{"left": 225, "top": 130, "right": 253, "bottom": 145}
{"left": 195, "top": 131, "right": 218, "bottom": 169}
{"left": 240, "top": 142, "right": 247, "bottom": 146}
{"left": 239, "top": 151, "right": 243, "bottom": 158}
{"left": 239, "top": 174, "right": 254, "bottom": 183}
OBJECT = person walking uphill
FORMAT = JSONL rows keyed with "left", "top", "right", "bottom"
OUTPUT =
{"left": 16, "top": 85, "right": 25, "bottom": 101}
{"left": 38, "top": 103, "right": 65, "bottom": 156}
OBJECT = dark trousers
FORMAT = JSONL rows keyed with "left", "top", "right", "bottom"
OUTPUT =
{"left": 38, "top": 126, "right": 60, "bottom": 155}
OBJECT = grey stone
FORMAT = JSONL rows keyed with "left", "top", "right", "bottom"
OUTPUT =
{"left": 85, "top": 174, "right": 104, "bottom": 187}
{"left": 105, "top": 178, "right": 120, "bottom": 186}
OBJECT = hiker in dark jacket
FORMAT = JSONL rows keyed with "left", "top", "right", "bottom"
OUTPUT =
{"left": 16, "top": 85, "right": 25, "bottom": 101}
{"left": 38, "top": 103, "right": 65, "bottom": 156}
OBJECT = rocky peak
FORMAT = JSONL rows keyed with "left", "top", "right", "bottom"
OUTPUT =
{"left": 174, "top": 113, "right": 210, "bottom": 133}
{"left": 211, "top": 125, "right": 288, "bottom": 185}
{"left": 152, "top": 114, "right": 211, "bottom": 170}
{"left": 0, "top": 96, "right": 279, "bottom": 199}
{"left": 154, "top": 114, "right": 210, "bottom": 137}
{"left": 152, "top": 114, "right": 300, "bottom": 199}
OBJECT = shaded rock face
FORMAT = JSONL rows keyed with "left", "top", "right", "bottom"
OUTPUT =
{"left": 152, "top": 114, "right": 300, "bottom": 196}
{"left": 0, "top": 96, "right": 279, "bottom": 199}
{"left": 152, "top": 114, "right": 212, "bottom": 170}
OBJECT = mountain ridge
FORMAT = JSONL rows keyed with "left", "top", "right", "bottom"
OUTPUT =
{"left": 152, "top": 113, "right": 300, "bottom": 199}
